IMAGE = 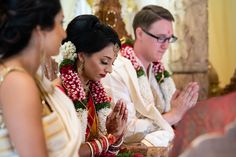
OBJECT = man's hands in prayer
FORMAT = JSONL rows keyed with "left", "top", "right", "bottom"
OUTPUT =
{"left": 170, "top": 82, "right": 199, "bottom": 122}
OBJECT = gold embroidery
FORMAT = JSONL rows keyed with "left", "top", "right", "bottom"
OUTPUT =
{"left": 0, "top": 67, "right": 25, "bottom": 86}
{"left": 43, "top": 116, "right": 58, "bottom": 127}
{"left": 0, "top": 146, "right": 13, "bottom": 153}
{"left": 0, "top": 135, "right": 8, "bottom": 140}
{"left": 45, "top": 127, "right": 64, "bottom": 139}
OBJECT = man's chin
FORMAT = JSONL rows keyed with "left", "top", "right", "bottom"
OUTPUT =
{"left": 152, "top": 57, "right": 162, "bottom": 62}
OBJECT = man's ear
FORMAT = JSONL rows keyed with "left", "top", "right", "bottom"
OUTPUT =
{"left": 135, "top": 27, "right": 144, "bottom": 41}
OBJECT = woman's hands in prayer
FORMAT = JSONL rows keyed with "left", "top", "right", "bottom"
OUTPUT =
{"left": 170, "top": 82, "right": 199, "bottom": 123}
{"left": 106, "top": 99, "right": 128, "bottom": 138}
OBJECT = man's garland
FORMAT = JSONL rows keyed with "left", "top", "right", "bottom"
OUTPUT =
{"left": 120, "top": 44, "right": 170, "bottom": 84}
{"left": 119, "top": 38, "right": 176, "bottom": 113}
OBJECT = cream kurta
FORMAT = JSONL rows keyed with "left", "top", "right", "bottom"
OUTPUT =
{"left": 102, "top": 55, "right": 176, "bottom": 147}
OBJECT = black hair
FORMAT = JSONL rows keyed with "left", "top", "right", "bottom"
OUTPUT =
{"left": 64, "top": 14, "right": 121, "bottom": 56}
{"left": 0, "top": 0, "right": 61, "bottom": 59}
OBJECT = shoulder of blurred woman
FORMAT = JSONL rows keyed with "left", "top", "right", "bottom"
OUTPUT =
{"left": 0, "top": 71, "right": 40, "bottom": 108}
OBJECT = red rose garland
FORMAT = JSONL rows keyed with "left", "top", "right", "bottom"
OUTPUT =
{"left": 120, "top": 44, "right": 170, "bottom": 83}
{"left": 60, "top": 64, "right": 86, "bottom": 101}
{"left": 90, "top": 80, "right": 111, "bottom": 104}
{"left": 59, "top": 59, "right": 111, "bottom": 111}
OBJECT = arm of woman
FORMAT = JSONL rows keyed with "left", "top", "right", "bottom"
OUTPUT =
{"left": 79, "top": 135, "right": 124, "bottom": 156}
{"left": 79, "top": 143, "right": 92, "bottom": 157}
{"left": 0, "top": 72, "right": 48, "bottom": 157}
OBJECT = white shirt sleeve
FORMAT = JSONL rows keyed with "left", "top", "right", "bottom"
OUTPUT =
{"left": 102, "top": 70, "right": 158, "bottom": 138}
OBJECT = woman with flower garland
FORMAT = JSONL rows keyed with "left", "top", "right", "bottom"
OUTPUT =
{"left": 0, "top": 0, "right": 82, "bottom": 157}
{"left": 102, "top": 5, "right": 199, "bottom": 147}
{"left": 54, "top": 15, "right": 128, "bottom": 156}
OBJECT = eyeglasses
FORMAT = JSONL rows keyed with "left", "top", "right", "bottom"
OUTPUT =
{"left": 142, "top": 28, "right": 178, "bottom": 43}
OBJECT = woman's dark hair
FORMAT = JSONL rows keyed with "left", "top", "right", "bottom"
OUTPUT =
{"left": 0, "top": 0, "right": 61, "bottom": 59}
{"left": 64, "top": 15, "right": 121, "bottom": 56}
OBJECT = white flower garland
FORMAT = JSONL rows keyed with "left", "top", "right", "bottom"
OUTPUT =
{"left": 159, "top": 77, "right": 176, "bottom": 112}
{"left": 138, "top": 66, "right": 176, "bottom": 113}
{"left": 76, "top": 109, "right": 88, "bottom": 142}
{"left": 59, "top": 41, "right": 77, "bottom": 61}
{"left": 53, "top": 41, "right": 77, "bottom": 64}
{"left": 56, "top": 41, "right": 113, "bottom": 142}
{"left": 76, "top": 108, "right": 111, "bottom": 142}
{"left": 120, "top": 45, "right": 176, "bottom": 113}
{"left": 97, "top": 107, "right": 112, "bottom": 134}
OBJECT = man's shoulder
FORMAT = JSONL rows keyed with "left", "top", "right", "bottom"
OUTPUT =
{"left": 113, "top": 54, "right": 133, "bottom": 70}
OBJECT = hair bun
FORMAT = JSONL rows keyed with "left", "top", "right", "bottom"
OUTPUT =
{"left": 86, "top": 15, "right": 100, "bottom": 30}
{"left": 94, "top": 21, "right": 102, "bottom": 29}
{"left": 0, "top": 3, "right": 17, "bottom": 30}
{"left": 0, "top": 4, "right": 8, "bottom": 27}
{"left": 77, "top": 15, "right": 100, "bottom": 31}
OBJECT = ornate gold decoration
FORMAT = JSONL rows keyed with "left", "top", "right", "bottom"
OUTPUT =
{"left": 105, "top": 10, "right": 117, "bottom": 28}
{"left": 87, "top": 0, "right": 94, "bottom": 8}
{"left": 94, "top": 0, "right": 132, "bottom": 39}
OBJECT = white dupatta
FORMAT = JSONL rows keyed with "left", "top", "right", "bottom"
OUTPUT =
{"left": 36, "top": 68, "right": 82, "bottom": 157}
{"left": 0, "top": 68, "right": 82, "bottom": 157}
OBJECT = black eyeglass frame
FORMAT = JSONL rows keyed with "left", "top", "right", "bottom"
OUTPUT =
{"left": 141, "top": 28, "right": 178, "bottom": 43}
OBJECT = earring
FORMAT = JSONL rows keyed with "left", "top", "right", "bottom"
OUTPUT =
{"left": 77, "top": 61, "right": 84, "bottom": 73}
{"left": 39, "top": 37, "right": 46, "bottom": 80}
{"left": 113, "top": 43, "right": 120, "bottom": 57}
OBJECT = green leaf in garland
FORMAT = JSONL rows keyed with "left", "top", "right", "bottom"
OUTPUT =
{"left": 125, "top": 38, "right": 134, "bottom": 46}
{"left": 137, "top": 68, "right": 145, "bottom": 78}
{"left": 164, "top": 70, "right": 170, "bottom": 78}
{"left": 155, "top": 73, "right": 163, "bottom": 83}
{"left": 121, "top": 37, "right": 134, "bottom": 46}
{"left": 117, "top": 152, "right": 132, "bottom": 157}
{"left": 59, "top": 59, "right": 76, "bottom": 70}
{"left": 160, "top": 79, "right": 165, "bottom": 83}
{"left": 95, "top": 102, "right": 111, "bottom": 111}
{"left": 74, "top": 100, "right": 87, "bottom": 110}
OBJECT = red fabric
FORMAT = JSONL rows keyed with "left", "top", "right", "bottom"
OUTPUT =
{"left": 170, "top": 92, "right": 236, "bottom": 157}
{"left": 86, "top": 94, "right": 99, "bottom": 141}
{"left": 56, "top": 85, "right": 66, "bottom": 93}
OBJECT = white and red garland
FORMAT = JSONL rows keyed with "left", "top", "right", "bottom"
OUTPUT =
{"left": 60, "top": 66, "right": 110, "bottom": 107}
{"left": 120, "top": 44, "right": 176, "bottom": 112}
{"left": 120, "top": 44, "right": 168, "bottom": 83}
{"left": 56, "top": 41, "right": 112, "bottom": 141}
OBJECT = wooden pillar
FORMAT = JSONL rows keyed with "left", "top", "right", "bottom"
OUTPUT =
{"left": 169, "top": 0, "right": 208, "bottom": 100}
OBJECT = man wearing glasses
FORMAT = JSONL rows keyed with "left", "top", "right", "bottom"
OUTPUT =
{"left": 103, "top": 5, "right": 199, "bottom": 147}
